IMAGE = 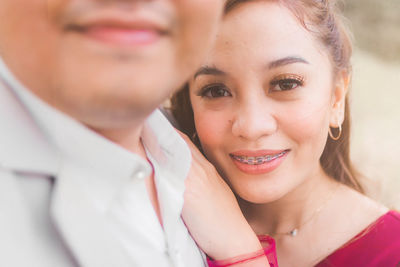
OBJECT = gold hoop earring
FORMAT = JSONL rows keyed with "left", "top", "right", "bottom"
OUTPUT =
{"left": 329, "top": 124, "right": 342, "bottom": 141}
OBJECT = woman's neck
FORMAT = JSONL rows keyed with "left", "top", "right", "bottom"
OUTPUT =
{"left": 240, "top": 165, "right": 340, "bottom": 237}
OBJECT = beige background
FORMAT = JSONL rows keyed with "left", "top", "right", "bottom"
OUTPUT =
{"left": 344, "top": 0, "right": 400, "bottom": 209}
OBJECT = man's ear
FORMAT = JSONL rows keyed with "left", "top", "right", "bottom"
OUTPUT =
{"left": 330, "top": 70, "right": 349, "bottom": 127}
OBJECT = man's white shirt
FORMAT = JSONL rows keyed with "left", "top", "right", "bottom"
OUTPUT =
{"left": 0, "top": 58, "right": 206, "bottom": 267}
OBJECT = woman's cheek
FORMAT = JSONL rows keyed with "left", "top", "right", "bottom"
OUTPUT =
{"left": 281, "top": 102, "right": 331, "bottom": 156}
{"left": 194, "top": 110, "right": 231, "bottom": 163}
{"left": 195, "top": 111, "right": 226, "bottom": 146}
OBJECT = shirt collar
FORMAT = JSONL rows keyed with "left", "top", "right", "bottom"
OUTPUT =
{"left": 143, "top": 109, "right": 191, "bottom": 188}
{"left": 0, "top": 57, "right": 191, "bottom": 210}
{"left": 0, "top": 57, "right": 60, "bottom": 175}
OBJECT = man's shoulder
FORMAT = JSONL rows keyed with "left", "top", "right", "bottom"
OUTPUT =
{"left": 0, "top": 169, "right": 76, "bottom": 267}
{"left": 0, "top": 81, "right": 59, "bottom": 174}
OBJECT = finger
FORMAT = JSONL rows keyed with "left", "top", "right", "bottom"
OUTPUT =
{"left": 176, "top": 129, "right": 200, "bottom": 153}
{"left": 176, "top": 129, "right": 210, "bottom": 165}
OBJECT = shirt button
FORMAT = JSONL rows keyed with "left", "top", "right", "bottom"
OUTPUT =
{"left": 174, "top": 250, "right": 183, "bottom": 265}
{"left": 136, "top": 170, "right": 147, "bottom": 179}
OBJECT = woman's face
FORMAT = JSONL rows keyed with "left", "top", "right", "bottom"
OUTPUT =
{"left": 189, "top": 1, "right": 346, "bottom": 203}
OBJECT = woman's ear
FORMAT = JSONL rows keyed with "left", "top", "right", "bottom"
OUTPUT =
{"left": 330, "top": 70, "right": 349, "bottom": 127}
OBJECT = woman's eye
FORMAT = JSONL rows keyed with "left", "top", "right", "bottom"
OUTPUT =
{"left": 201, "top": 85, "right": 231, "bottom": 98}
{"left": 270, "top": 75, "right": 304, "bottom": 92}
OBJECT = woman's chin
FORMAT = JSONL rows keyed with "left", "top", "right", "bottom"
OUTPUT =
{"left": 236, "top": 188, "right": 287, "bottom": 205}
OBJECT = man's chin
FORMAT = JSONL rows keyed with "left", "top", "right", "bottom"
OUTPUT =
{"left": 59, "top": 93, "right": 162, "bottom": 124}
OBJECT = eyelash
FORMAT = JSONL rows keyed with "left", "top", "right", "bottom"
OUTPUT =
{"left": 197, "top": 74, "right": 305, "bottom": 99}
{"left": 198, "top": 83, "right": 231, "bottom": 99}
{"left": 270, "top": 74, "right": 305, "bottom": 92}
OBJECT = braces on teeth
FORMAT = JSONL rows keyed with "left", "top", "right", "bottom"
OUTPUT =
{"left": 232, "top": 151, "right": 286, "bottom": 165}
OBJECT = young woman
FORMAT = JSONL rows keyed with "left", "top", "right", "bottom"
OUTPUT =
{"left": 172, "top": 0, "right": 400, "bottom": 266}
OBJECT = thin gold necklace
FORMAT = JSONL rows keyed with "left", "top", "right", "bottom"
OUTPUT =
{"left": 270, "top": 185, "right": 338, "bottom": 237}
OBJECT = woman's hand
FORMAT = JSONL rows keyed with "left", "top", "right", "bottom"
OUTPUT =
{"left": 179, "top": 132, "right": 269, "bottom": 265}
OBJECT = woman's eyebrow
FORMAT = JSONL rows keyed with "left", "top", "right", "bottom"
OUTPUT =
{"left": 193, "top": 57, "right": 308, "bottom": 79}
{"left": 268, "top": 56, "right": 309, "bottom": 69}
{"left": 194, "top": 65, "right": 226, "bottom": 80}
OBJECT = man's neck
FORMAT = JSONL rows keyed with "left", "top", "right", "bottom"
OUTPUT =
{"left": 90, "top": 124, "right": 146, "bottom": 158}
{"left": 94, "top": 122, "right": 165, "bottom": 226}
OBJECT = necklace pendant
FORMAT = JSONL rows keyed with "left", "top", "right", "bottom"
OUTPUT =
{"left": 289, "top": 229, "right": 298, "bottom": 237}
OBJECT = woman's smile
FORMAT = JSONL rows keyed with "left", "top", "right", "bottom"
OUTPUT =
{"left": 229, "top": 149, "right": 290, "bottom": 175}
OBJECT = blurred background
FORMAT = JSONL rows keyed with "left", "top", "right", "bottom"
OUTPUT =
{"left": 344, "top": 0, "right": 400, "bottom": 209}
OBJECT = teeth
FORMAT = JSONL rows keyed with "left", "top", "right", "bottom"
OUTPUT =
{"left": 232, "top": 151, "right": 286, "bottom": 165}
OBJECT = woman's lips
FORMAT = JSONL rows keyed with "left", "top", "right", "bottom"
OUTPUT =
{"left": 229, "top": 149, "right": 290, "bottom": 175}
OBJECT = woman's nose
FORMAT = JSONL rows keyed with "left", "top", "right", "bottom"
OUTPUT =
{"left": 231, "top": 98, "right": 277, "bottom": 141}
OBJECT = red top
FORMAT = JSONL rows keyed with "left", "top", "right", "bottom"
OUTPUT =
{"left": 315, "top": 210, "right": 400, "bottom": 267}
{"left": 207, "top": 210, "right": 400, "bottom": 267}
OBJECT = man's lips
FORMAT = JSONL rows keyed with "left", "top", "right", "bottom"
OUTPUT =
{"left": 82, "top": 26, "right": 163, "bottom": 45}
{"left": 66, "top": 14, "right": 169, "bottom": 46}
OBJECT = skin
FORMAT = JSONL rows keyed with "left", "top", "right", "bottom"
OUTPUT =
{"left": 0, "top": 0, "right": 223, "bottom": 149}
{"left": 191, "top": 1, "right": 340, "bottom": 206}
{"left": 0, "top": 0, "right": 224, "bottom": 226}
{"left": 0, "top": 0, "right": 269, "bottom": 262}
{"left": 181, "top": 133, "right": 270, "bottom": 265}
{"left": 188, "top": 2, "right": 387, "bottom": 266}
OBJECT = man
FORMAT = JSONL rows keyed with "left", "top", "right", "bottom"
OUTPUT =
{"left": 0, "top": 0, "right": 223, "bottom": 266}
